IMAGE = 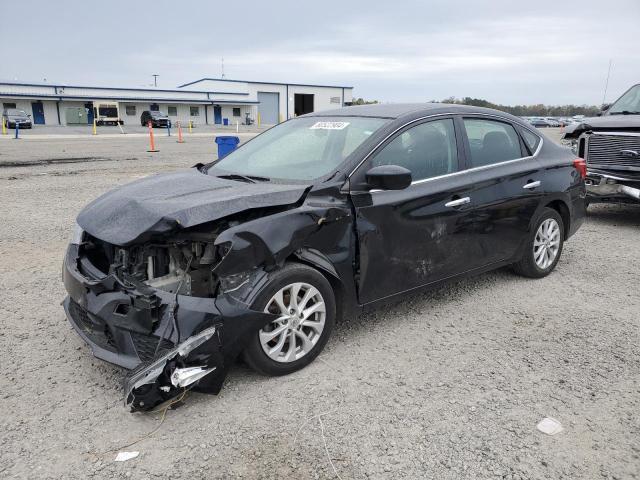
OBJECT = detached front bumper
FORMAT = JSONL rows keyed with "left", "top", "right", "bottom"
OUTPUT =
{"left": 62, "top": 243, "right": 275, "bottom": 412}
{"left": 586, "top": 170, "right": 640, "bottom": 203}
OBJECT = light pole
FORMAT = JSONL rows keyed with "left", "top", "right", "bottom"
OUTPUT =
{"left": 152, "top": 74, "right": 159, "bottom": 87}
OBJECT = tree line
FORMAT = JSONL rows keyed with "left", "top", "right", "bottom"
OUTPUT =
{"left": 351, "top": 96, "right": 601, "bottom": 117}
{"left": 436, "top": 97, "right": 600, "bottom": 117}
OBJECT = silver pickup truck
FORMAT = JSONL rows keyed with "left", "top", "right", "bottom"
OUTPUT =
{"left": 562, "top": 84, "right": 640, "bottom": 205}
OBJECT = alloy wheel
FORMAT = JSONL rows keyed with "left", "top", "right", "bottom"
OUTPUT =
{"left": 533, "top": 218, "right": 561, "bottom": 269}
{"left": 260, "top": 282, "right": 326, "bottom": 363}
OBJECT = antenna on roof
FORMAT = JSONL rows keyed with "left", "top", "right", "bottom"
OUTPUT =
{"left": 221, "top": 56, "right": 225, "bottom": 79}
{"left": 601, "top": 59, "right": 612, "bottom": 105}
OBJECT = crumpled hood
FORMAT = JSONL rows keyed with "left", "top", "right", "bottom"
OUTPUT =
{"left": 564, "top": 114, "right": 640, "bottom": 138}
{"left": 77, "top": 168, "right": 309, "bottom": 246}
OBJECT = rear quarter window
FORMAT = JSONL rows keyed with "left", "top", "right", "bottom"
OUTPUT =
{"left": 519, "top": 127, "right": 541, "bottom": 154}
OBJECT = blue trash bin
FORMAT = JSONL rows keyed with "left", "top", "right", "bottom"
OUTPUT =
{"left": 215, "top": 136, "right": 240, "bottom": 158}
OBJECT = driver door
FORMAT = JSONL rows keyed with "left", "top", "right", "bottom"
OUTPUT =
{"left": 350, "top": 117, "right": 482, "bottom": 304}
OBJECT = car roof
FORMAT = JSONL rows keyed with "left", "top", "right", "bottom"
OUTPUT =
{"left": 307, "top": 102, "right": 525, "bottom": 124}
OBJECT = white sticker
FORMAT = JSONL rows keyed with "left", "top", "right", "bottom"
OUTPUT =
{"left": 310, "top": 121, "right": 350, "bottom": 130}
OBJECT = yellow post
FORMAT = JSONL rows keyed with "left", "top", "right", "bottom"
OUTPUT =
{"left": 189, "top": 120, "right": 192, "bottom": 134}
{"left": 92, "top": 119, "right": 97, "bottom": 135}
{"left": 1, "top": 117, "right": 6, "bottom": 135}
{"left": 257, "top": 112, "right": 261, "bottom": 127}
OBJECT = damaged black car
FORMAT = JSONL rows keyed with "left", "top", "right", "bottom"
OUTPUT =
{"left": 562, "top": 83, "right": 640, "bottom": 204}
{"left": 63, "top": 103, "right": 586, "bottom": 412}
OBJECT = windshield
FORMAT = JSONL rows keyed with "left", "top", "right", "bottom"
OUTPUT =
{"left": 210, "top": 116, "right": 387, "bottom": 181}
{"left": 150, "top": 111, "right": 166, "bottom": 117}
{"left": 609, "top": 85, "right": 640, "bottom": 114}
{"left": 98, "top": 106, "right": 118, "bottom": 117}
{"left": 6, "top": 109, "right": 27, "bottom": 116}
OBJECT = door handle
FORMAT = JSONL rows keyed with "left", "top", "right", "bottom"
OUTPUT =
{"left": 523, "top": 181, "right": 541, "bottom": 190}
{"left": 444, "top": 197, "right": 471, "bottom": 208}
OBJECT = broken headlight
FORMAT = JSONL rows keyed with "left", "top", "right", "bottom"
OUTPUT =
{"left": 70, "top": 223, "right": 84, "bottom": 245}
{"left": 124, "top": 326, "right": 218, "bottom": 408}
{"left": 219, "top": 271, "right": 251, "bottom": 293}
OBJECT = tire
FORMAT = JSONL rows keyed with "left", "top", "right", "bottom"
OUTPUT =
{"left": 513, "top": 207, "right": 564, "bottom": 278}
{"left": 243, "top": 263, "right": 336, "bottom": 376}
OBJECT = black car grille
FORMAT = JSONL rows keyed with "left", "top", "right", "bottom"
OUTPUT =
{"left": 69, "top": 299, "right": 172, "bottom": 360}
{"left": 68, "top": 299, "right": 117, "bottom": 351}
{"left": 587, "top": 133, "right": 640, "bottom": 168}
{"left": 131, "top": 331, "right": 174, "bottom": 361}
{"left": 69, "top": 298, "right": 91, "bottom": 328}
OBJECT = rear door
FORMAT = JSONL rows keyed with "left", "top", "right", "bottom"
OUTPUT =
{"left": 462, "top": 117, "right": 545, "bottom": 265}
{"left": 350, "top": 117, "right": 484, "bottom": 304}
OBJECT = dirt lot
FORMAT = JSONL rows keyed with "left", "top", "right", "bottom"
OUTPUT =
{"left": 0, "top": 129, "right": 639, "bottom": 479}
{"left": 0, "top": 131, "right": 259, "bottom": 166}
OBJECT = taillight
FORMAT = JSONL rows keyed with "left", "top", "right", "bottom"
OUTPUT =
{"left": 573, "top": 158, "right": 587, "bottom": 179}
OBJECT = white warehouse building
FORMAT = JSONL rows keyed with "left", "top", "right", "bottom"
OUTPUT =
{"left": 0, "top": 78, "right": 354, "bottom": 127}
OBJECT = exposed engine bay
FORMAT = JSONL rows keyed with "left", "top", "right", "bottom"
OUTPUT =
{"left": 63, "top": 170, "right": 355, "bottom": 413}
{"left": 86, "top": 233, "right": 223, "bottom": 298}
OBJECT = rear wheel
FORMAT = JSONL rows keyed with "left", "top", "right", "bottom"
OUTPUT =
{"left": 243, "top": 263, "right": 336, "bottom": 376}
{"left": 513, "top": 208, "right": 564, "bottom": 278}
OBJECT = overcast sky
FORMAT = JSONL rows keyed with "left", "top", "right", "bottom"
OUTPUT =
{"left": 1, "top": 0, "right": 638, "bottom": 105}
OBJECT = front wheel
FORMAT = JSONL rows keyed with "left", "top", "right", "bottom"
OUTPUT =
{"left": 243, "top": 263, "right": 336, "bottom": 376}
{"left": 513, "top": 208, "right": 564, "bottom": 278}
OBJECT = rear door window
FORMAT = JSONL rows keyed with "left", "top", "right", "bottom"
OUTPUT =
{"left": 463, "top": 118, "right": 524, "bottom": 167}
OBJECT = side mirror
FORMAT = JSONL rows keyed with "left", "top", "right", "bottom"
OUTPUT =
{"left": 597, "top": 103, "right": 610, "bottom": 116}
{"left": 365, "top": 165, "right": 412, "bottom": 191}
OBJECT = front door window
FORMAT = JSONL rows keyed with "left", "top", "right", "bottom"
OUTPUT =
{"left": 371, "top": 119, "right": 458, "bottom": 181}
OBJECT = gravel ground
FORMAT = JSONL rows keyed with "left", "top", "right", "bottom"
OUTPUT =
{"left": 0, "top": 132, "right": 258, "bottom": 166}
{"left": 0, "top": 131, "right": 638, "bottom": 479}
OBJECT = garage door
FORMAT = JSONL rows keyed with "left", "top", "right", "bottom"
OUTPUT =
{"left": 257, "top": 92, "right": 279, "bottom": 125}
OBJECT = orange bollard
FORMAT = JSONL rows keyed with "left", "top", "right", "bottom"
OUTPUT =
{"left": 147, "top": 121, "right": 159, "bottom": 152}
{"left": 176, "top": 121, "right": 185, "bottom": 143}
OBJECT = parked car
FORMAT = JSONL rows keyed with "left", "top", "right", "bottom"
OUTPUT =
{"left": 544, "top": 118, "right": 561, "bottom": 127}
{"left": 141, "top": 110, "right": 171, "bottom": 127}
{"left": 62, "top": 103, "right": 586, "bottom": 412}
{"left": 2, "top": 108, "right": 33, "bottom": 129}
{"left": 529, "top": 118, "right": 552, "bottom": 128}
{"left": 562, "top": 83, "right": 640, "bottom": 204}
{"left": 558, "top": 118, "right": 575, "bottom": 127}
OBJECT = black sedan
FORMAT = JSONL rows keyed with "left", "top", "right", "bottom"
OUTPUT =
{"left": 2, "top": 108, "right": 32, "bottom": 129}
{"left": 62, "top": 103, "right": 586, "bottom": 411}
{"left": 140, "top": 110, "right": 171, "bottom": 127}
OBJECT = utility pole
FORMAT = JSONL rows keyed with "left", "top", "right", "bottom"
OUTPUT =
{"left": 221, "top": 57, "right": 225, "bottom": 79}
{"left": 152, "top": 74, "right": 159, "bottom": 87}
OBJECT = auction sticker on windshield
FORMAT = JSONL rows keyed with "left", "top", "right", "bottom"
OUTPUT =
{"left": 310, "top": 121, "right": 350, "bottom": 130}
